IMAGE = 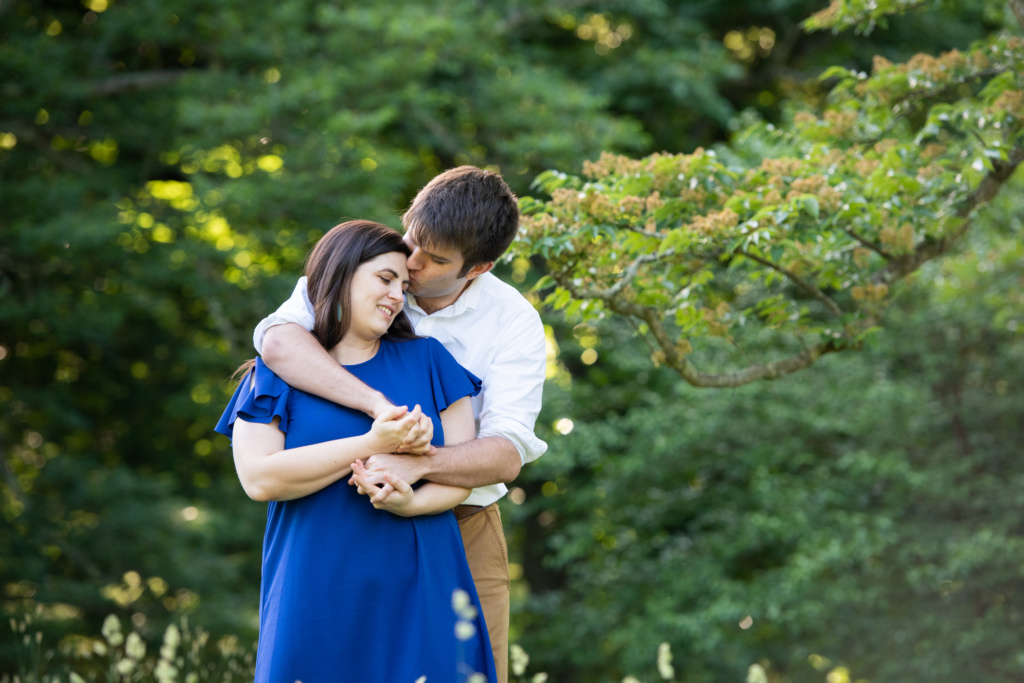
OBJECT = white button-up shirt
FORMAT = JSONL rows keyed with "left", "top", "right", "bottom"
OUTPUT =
{"left": 253, "top": 272, "right": 548, "bottom": 506}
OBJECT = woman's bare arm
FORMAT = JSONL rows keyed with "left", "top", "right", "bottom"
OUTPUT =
{"left": 232, "top": 405, "right": 420, "bottom": 502}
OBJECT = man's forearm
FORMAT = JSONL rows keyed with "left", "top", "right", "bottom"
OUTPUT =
{"left": 261, "top": 323, "right": 390, "bottom": 417}
{"left": 421, "top": 436, "right": 521, "bottom": 489}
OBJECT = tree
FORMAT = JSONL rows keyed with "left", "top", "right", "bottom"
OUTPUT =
{"left": 511, "top": 0, "right": 1023, "bottom": 387}
{"left": 506, "top": 173, "right": 1024, "bottom": 683}
{"left": 0, "top": 0, "right": 652, "bottom": 661}
{"left": 2, "top": 0, "right": 1020, "bottom": 679}
{"left": 5, "top": 0, "right": 830, "bottom": 669}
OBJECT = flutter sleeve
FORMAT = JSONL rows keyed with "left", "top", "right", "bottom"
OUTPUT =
{"left": 425, "top": 337, "right": 482, "bottom": 414}
{"left": 214, "top": 358, "right": 292, "bottom": 440}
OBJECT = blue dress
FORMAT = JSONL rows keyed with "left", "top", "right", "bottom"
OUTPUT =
{"left": 216, "top": 337, "right": 496, "bottom": 683}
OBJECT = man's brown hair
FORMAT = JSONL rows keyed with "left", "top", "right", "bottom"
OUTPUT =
{"left": 402, "top": 166, "right": 520, "bottom": 276}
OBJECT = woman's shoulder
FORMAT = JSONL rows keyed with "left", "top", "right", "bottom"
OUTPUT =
{"left": 251, "top": 356, "right": 292, "bottom": 391}
{"left": 215, "top": 357, "right": 293, "bottom": 438}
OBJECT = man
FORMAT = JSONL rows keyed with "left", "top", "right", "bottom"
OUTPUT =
{"left": 252, "top": 166, "right": 547, "bottom": 683}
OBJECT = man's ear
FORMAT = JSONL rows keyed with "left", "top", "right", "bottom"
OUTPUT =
{"left": 464, "top": 261, "right": 494, "bottom": 281}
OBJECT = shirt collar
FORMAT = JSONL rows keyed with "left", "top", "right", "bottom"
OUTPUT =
{"left": 406, "top": 272, "right": 488, "bottom": 318}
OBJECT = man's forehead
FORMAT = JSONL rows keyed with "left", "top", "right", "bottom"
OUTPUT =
{"left": 407, "top": 224, "right": 463, "bottom": 261}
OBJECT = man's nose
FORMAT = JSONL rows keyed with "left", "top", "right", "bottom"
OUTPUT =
{"left": 406, "top": 249, "right": 423, "bottom": 270}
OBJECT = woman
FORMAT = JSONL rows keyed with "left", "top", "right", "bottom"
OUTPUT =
{"left": 215, "top": 220, "right": 496, "bottom": 683}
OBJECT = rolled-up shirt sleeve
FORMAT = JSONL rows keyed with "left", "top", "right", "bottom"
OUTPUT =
{"left": 253, "top": 276, "right": 315, "bottom": 355}
{"left": 475, "top": 307, "right": 548, "bottom": 465}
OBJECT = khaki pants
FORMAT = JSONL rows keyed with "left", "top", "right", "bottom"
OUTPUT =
{"left": 455, "top": 503, "right": 509, "bottom": 683}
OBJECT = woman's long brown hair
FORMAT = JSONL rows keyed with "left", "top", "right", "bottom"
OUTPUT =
{"left": 232, "top": 220, "right": 417, "bottom": 383}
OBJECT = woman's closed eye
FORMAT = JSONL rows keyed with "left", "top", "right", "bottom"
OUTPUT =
{"left": 379, "top": 275, "right": 409, "bottom": 291}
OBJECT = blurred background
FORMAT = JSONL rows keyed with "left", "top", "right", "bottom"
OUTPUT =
{"left": 2, "top": 1, "right": 1022, "bottom": 681}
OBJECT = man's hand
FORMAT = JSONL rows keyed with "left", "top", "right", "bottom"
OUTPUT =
{"left": 350, "top": 460, "right": 415, "bottom": 514}
{"left": 358, "top": 453, "right": 430, "bottom": 488}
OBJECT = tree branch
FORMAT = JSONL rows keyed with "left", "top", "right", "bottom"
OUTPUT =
{"left": 87, "top": 70, "right": 184, "bottom": 97}
{"left": 877, "top": 144, "right": 1024, "bottom": 285}
{"left": 843, "top": 227, "right": 894, "bottom": 260}
{"left": 735, "top": 249, "right": 845, "bottom": 318}
{"left": 850, "top": 67, "right": 1011, "bottom": 145}
{"left": 637, "top": 304, "right": 842, "bottom": 387}
{"left": 555, "top": 250, "right": 675, "bottom": 301}
{"left": 1011, "top": 0, "right": 1024, "bottom": 30}
{"left": 674, "top": 341, "right": 839, "bottom": 387}
{"left": 557, "top": 264, "right": 845, "bottom": 387}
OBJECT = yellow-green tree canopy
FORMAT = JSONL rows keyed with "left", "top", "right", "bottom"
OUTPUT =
{"left": 514, "top": 0, "right": 1024, "bottom": 386}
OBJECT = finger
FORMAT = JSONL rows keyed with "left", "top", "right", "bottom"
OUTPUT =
{"left": 350, "top": 475, "right": 370, "bottom": 496}
{"left": 402, "top": 414, "right": 427, "bottom": 442}
{"left": 348, "top": 459, "right": 365, "bottom": 484}
{"left": 371, "top": 482, "right": 395, "bottom": 504}
{"left": 419, "top": 413, "right": 433, "bottom": 434}
{"left": 409, "top": 414, "right": 433, "bottom": 445}
{"left": 355, "top": 476, "right": 384, "bottom": 498}
{"left": 384, "top": 473, "right": 412, "bottom": 495}
{"left": 400, "top": 431, "right": 425, "bottom": 451}
{"left": 358, "top": 470, "right": 388, "bottom": 487}
{"left": 376, "top": 404, "right": 409, "bottom": 423}
{"left": 408, "top": 427, "right": 432, "bottom": 450}
{"left": 398, "top": 409, "right": 421, "bottom": 430}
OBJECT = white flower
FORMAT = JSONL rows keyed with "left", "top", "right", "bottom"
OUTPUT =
{"left": 451, "top": 589, "right": 469, "bottom": 613}
{"left": 451, "top": 589, "right": 477, "bottom": 620}
{"left": 154, "top": 659, "right": 178, "bottom": 683}
{"left": 510, "top": 643, "right": 530, "bottom": 676}
{"left": 126, "top": 632, "right": 146, "bottom": 660}
{"left": 747, "top": 663, "right": 768, "bottom": 683}
{"left": 101, "top": 615, "right": 124, "bottom": 647}
{"left": 454, "top": 620, "right": 476, "bottom": 641}
{"left": 657, "top": 642, "right": 675, "bottom": 681}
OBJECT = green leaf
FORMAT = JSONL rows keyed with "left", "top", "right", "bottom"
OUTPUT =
{"left": 799, "top": 195, "right": 821, "bottom": 219}
{"left": 531, "top": 274, "right": 555, "bottom": 292}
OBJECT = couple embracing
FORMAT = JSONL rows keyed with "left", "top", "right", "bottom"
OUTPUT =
{"left": 215, "top": 166, "right": 547, "bottom": 682}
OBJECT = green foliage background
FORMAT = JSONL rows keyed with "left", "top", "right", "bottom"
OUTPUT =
{"left": 1, "top": 0, "right": 1022, "bottom": 681}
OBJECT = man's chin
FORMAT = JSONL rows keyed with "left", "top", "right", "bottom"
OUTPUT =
{"left": 406, "top": 282, "right": 429, "bottom": 297}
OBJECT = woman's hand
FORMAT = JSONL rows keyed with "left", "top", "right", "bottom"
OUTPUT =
{"left": 350, "top": 459, "right": 416, "bottom": 516}
{"left": 369, "top": 404, "right": 424, "bottom": 454}
{"left": 395, "top": 409, "right": 436, "bottom": 455}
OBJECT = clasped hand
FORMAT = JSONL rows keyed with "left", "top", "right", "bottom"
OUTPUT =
{"left": 357, "top": 405, "right": 435, "bottom": 513}
{"left": 349, "top": 459, "right": 416, "bottom": 515}
{"left": 369, "top": 404, "right": 434, "bottom": 455}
